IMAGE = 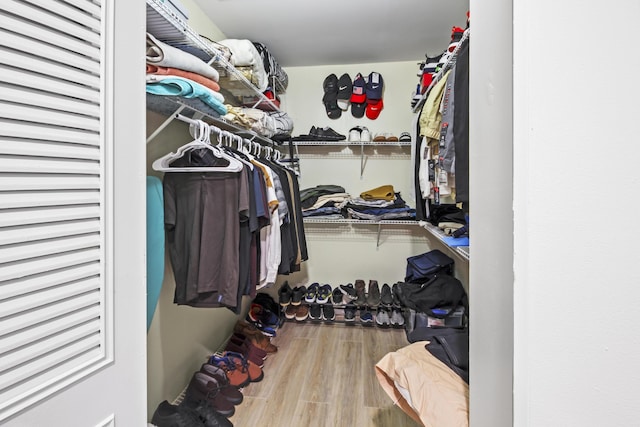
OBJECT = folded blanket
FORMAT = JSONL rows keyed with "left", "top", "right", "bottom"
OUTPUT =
{"left": 146, "top": 64, "right": 220, "bottom": 92}
{"left": 146, "top": 33, "right": 220, "bottom": 82}
{"left": 219, "top": 39, "right": 268, "bottom": 91}
{"left": 145, "top": 76, "right": 227, "bottom": 115}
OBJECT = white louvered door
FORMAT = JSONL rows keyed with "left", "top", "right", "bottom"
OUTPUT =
{"left": 0, "top": 1, "right": 146, "bottom": 425}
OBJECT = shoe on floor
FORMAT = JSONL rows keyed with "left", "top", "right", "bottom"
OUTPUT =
{"left": 208, "top": 354, "right": 250, "bottom": 388}
{"left": 199, "top": 363, "right": 244, "bottom": 405}
{"left": 179, "top": 398, "right": 234, "bottom": 427}
{"left": 367, "top": 280, "right": 380, "bottom": 306}
{"left": 184, "top": 371, "right": 236, "bottom": 417}
{"left": 278, "top": 281, "right": 293, "bottom": 306}
{"left": 291, "top": 285, "right": 306, "bottom": 305}
{"left": 224, "top": 352, "right": 264, "bottom": 383}
{"left": 151, "top": 400, "right": 205, "bottom": 427}
{"left": 316, "top": 284, "right": 332, "bottom": 304}
{"left": 380, "top": 283, "right": 394, "bottom": 306}
{"left": 305, "top": 282, "right": 320, "bottom": 303}
{"left": 390, "top": 308, "right": 405, "bottom": 328}
{"left": 295, "top": 304, "right": 309, "bottom": 321}
{"left": 354, "top": 279, "right": 367, "bottom": 306}
{"left": 322, "top": 304, "right": 335, "bottom": 321}
{"left": 284, "top": 304, "right": 297, "bottom": 320}
{"left": 360, "top": 307, "right": 374, "bottom": 325}
{"left": 308, "top": 303, "right": 322, "bottom": 321}
{"left": 344, "top": 303, "right": 357, "bottom": 322}
{"left": 331, "top": 287, "right": 344, "bottom": 305}
{"left": 375, "top": 307, "right": 391, "bottom": 328}
{"left": 339, "top": 283, "right": 357, "bottom": 302}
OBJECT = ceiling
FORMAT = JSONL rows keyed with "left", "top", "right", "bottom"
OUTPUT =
{"left": 191, "top": 0, "right": 469, "bottom": 68}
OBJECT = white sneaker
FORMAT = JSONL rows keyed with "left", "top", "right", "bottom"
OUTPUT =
{"left": 360, "top": 127, "right": 371, "bottom": 142}
{"left": 348, "top": 127, "right": 361, "bottom": 142}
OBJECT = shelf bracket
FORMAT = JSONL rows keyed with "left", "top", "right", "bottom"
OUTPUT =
{"left": 146, "top": 105, "right": 186, "bottom": 144}
{"left": 360, "top": 142, "right": 366, "bottom": 178}
{"left": 376, "top": 223, "right": 382, "bottom": 248}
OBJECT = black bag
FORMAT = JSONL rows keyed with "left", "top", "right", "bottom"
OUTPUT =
{"left": 396, "top": 274, "right": 468, "bottom": 319}
{"left": 404, "top": 249, "right": 454, "bottom": 283}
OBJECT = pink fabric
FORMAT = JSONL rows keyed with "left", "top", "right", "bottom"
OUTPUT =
{"left": 146, "top": 64, "right": 220, "bottom": 92}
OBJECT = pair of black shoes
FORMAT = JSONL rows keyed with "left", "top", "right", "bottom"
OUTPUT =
{"left": 309, "top": 126, "right": 345, "bottom": 141}
{"left": 151, "top": 399, "right": 233, "bottom": 427}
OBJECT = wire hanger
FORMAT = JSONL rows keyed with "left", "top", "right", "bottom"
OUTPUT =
{"left": 151, "top": 120, "right": 244, "bottom": 173}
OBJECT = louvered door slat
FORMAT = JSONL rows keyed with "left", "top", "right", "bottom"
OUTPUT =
{"left": 21, "top": 0, "right": 101, "bottom": 35}
{"left": 0, "top": 102, "right": 100, "bottom": 132}
{"left": 0, "top": 0, "right": 111, "bottom": 419}
{"left": 0, "top": 119, "right": 100, "bottom": 145}
{"left": 0, "top": 191, "right": 100, "bottom": 209}
{"left": 0, "top": 30, "right": 100, "bottom": 75}
{"left": 0, "top": 233, "right": 100, "bottom": 264}
{"left": 0, "top": 138, "right": 100, "bottom": 160}
{"left": 0, "top": 175, "right": 102, "bottom": 191}
{"left": 0, "top": 305, "right": 99, "bottom": 354}
{"left": 0, "top": 262, "right": 100, "bottom": 300}
{"left": 0, "top": 156, "right": 100, "bottom": 174}
{"left": 0, "top": 220, "right": 100, "bottom": 246}
{"left": 0, "top": 205, "right": 100, "bottom": 228}
{"left": 0, "top": 9, "right": 100, "bottom": 59}
{"left": 1, "top": 84, "right": 100, "bottom": 118}
{"left": 0, "top": 336, "right": 102, "bottom": 403}
{"left": 0, "top": 279, "right": 100, "bottom": 335}
{"left": 1, "top": 63, "right": 100, "bottom": 103}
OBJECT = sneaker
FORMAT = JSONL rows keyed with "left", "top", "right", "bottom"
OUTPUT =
{"left": 375, "top": 307, "right": 391, "bottom": 328}
{"left": 284, "top": 304, "right": 297, "bottom": 320}
{"left": 399, "top": 132, "right": 411, "bottom": 142}
{"left": 391, "top": 282, "right": 403, "bottom": 307}
{"left": 360, "top": 126, "right": 371, "bottom": 142}
{"left": 390, "top": 308, "right": 405, "bottom": 327}
{"left": 368, "top": 280, "right": 380, "bottom": 306}
{"left": 331, "top": 287, "right": 344, "bottom": 305}
{"left": 316, "top": 284, "right": 332, "bottom": 304}
{"left": 291, "top": 285, "right": 306, "bottom": 305}
{"left": 322, "top": 304, "right": 335, "bottom": 321}
{"left": 354, "top": 279, "right": 367, "bottom": 305}
{"left": 278, "top": 281, "right": 293, "bottom": 306}
{"left": 360, "top": 307, "right": 374, "bottom": 325}
{"left": 344, "top": 303, "right": 357, "bottom": 322}
{"left": 380, "top": 283, "right": 393, "bottom": 306}
{"left": 295, "top": 304, "right": 309, "bottom": 321}
{"left": 310, "top": 126, "right": 346, "bottom": 141}
{"left": 305, "top": 282, "right": 320, "bottom": 303}
{"left": 339, "top": 283, "right": 357, "bottom": 302}
{"left": 348, "top": 127, "right": 361, "bottom": 142}
{"left": 246, "top": 303, "right": 279, "bottom": 328}
{"left": 308, "top": 303, "right": 322, "bottom": 321}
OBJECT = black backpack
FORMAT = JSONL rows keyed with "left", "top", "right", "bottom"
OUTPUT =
{"left": 404, "top": 249, "right": 454, "bottom": 283}
{"left": 396, "top": 274, "right": 468, "bottom": 319}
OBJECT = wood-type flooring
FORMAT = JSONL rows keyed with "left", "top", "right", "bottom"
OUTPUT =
{"left": 228, "top": 320, "right": 421, "bottom": 427}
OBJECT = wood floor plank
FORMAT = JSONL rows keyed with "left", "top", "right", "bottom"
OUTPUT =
{"left": 230, "top": 321, "right": 415, "bottom": 426}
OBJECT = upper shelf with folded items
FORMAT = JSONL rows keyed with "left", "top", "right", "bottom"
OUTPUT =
{"left": 146, "top": 0, "right": 287, "bottom": 111}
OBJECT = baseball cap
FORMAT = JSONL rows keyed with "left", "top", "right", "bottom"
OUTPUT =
{"left": 365, "top": 99, "right": 383, "bottom": 120}
{"left": 365, "top": 72, "right": 383, "bottom": 102}
{"left": 350, "top": 73, "right": 367, "bottom": 104}
{"left": 336, "top": 73, "right": 352, "bottom": 111}
{"left": 351, "top": 101, "right": 366, "bottom": 118}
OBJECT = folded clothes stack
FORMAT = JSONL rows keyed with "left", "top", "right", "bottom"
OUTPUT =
{"left": 346, "top": 185, "right": 416, "bottom": 221}
{"left": 300, "top": 185, "right": 349, "bottom": 219}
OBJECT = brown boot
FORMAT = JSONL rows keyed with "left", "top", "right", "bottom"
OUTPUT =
{"left": 354, "top": 279, "right": 367, "bottom": 306}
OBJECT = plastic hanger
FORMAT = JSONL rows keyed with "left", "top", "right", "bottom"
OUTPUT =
{"left": 152, "top": 120, "right": 244, "bottom": 173}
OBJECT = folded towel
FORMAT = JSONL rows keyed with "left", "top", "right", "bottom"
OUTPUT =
{"left": 146, "top": 33, "right": 220, "bottom": 82}
{"left": 145, "top": 76, "right": 227, "bottom": 115}
{"left": 146, "top": 64, "right": 221, "bottom": 92}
